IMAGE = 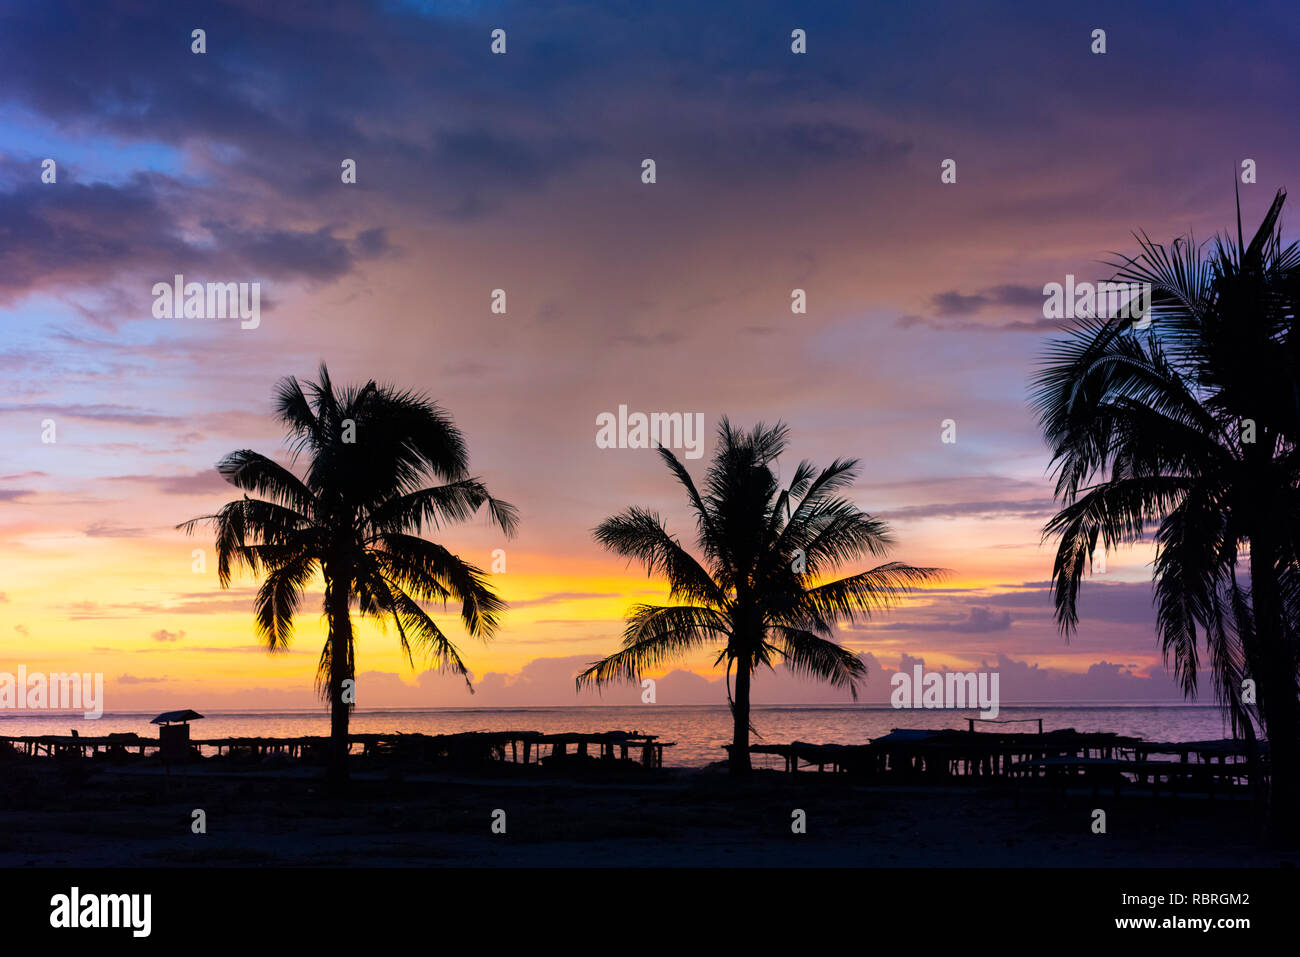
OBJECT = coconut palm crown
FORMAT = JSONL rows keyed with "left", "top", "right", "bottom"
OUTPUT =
{"left": 1032, "top": 188, "right": 1300, "bottom": 836}
{"left": 179, "top": 362, "right": 517, "bottom": 786}
{"left": 578, "top": 418, "right": 944, "bottom": 774}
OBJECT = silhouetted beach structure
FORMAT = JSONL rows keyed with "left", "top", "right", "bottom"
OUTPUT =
{"left": 732, "top": 727, "right": 1264, "bottom": 800}
{"left": 0, "top": 728, "right": 673, "bottom": 769}
{"left": 151, "top": 709, "right": 205, "bottom": 761}
{"left": 4, "top": 732, "right": 147, "bottom": 759}
{"left": 1, "top": 720, "right": 1260, "bottom": 800}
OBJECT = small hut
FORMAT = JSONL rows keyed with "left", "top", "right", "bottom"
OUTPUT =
{"left": 151, "top": 709, "right": 204, "bottom": 761}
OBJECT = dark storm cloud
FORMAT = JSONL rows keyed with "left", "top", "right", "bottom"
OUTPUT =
{"left": 907, "top": 284, "right": 1056, "bottom": 331}
{"left": 873, "top": 606, "right": 1014, "bottom": 634}
{"left": 984, "top": 581, "right": 1158, "bottom": 627}
{"left": 200, "top": 221, "right": 359, "bottom": 280}
{"left": 848, "top": 582, "right": 1159, "bottom": 636}
{"left": 0, "top": 0, "right": 601, "bottom": 202}
{"left": 0, "top": 172, "right": 185, "bottom": 298}
{"left": 5, "top": 0, "right": 1297, "bottom": 310}
{"left": 5, "top": 0, "right": 1297, "bottom": 178}
{"left": 876, "top": 499, "right": 1059, "bottom": 521}
{"left": 984, "top": 284, "right": 1045, "bottom": 308}
{"left": 0, "top": 401, "right": 181, "bottom": 426}
{"left": 931, "top": 285, "right": 1044, "bottom": 316}
{"left": 0, "top": 165, "right": 380, "bottom": 302}
{"left": 932, "top": 291, "right": 990, "bottom": 316}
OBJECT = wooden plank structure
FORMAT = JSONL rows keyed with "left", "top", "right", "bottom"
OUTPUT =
{"left": 0, "top": 721, "right": 1258, "bottom": 793}
{"left": 1009, "top": 738, "right": 1263, "bottom": 798}
{"left": 733, "top": 728, "right": 1141, "bottom": 779}
{"left": 0, "top": 728, "right": 675, "bottom": 768}
{"left": 0, "top": 731, "right": 150, "bottom": 759}
{"left": 344, "top": 730, "right": 674, "bottom": 767}
{"left": 969, "top": 716, "right": 1043, "bottom": 734}
{"left": 733, "top": 728, "right": 1263, "bottom": 798}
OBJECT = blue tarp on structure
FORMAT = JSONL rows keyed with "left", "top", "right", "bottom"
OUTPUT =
{"left": 874, "top": 729, "right": 942, "bottom": 742}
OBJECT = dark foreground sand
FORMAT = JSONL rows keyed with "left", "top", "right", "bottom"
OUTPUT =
{"left": 2, "top": 756, "right": 1297, "bottom": 867}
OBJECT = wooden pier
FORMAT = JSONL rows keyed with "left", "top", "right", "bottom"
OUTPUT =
{"left": 2, "top": 722, "right": 1263, "bottom": 795}
{"left": 0, "top": 728, "right": 675, "bottom": 768}
{"left": 0, "top": 730, "right": 151, "bottom": 759}
{"left": 732, "top": 727, "right": 1264, "bottom": 798}
{"left": 734, "top": 728, "right": 1141, "bottom": 777}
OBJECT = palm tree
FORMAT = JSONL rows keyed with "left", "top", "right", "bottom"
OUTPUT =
{"left": 577, "top": 419, "right": 944, "bottom": 775}
{"left": 179, "top": 363, "right": 517, "bottom": 790}
{"left": 1032, "top": 188, "right": 1300, "bottom": 839}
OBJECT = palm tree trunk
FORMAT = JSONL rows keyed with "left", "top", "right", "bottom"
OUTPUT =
{"left": 729, "top": 660, "right": 752, "bottom": 776}
{"left": 1249, "top": 529, "right": 1300, "bottom": 844}
{"left": 325, "top": 574, "right": 354, "bottom": 793}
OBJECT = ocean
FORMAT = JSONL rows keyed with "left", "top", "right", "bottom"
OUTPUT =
{"left": 0, "top": 703, "right": 1239, "bottom": 768}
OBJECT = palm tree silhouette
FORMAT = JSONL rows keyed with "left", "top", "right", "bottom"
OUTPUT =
{"left": 578, "top": 418, "right": 943, "bottom": 775}
{"left": 1033, "top": 188, "right": 1300, "bottom": 839}
{"left": 180, "top": 363, "right": 517, "bottom": 789}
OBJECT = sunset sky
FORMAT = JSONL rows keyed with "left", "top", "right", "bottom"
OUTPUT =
{"left": 2, "top": 0, "right": 1298, "bottom": 710}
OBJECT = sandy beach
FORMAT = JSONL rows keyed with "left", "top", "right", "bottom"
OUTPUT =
{"left": 3, "top": 756, "right": 1296, "bottom": 869}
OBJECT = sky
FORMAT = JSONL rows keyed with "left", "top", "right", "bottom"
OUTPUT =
{"left": 1, "top": 0, "right": 1298, "bottom": 711}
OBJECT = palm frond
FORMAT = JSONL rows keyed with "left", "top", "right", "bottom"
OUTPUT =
{"left": 770, "top": 625, "right": 867, "bottom": 698}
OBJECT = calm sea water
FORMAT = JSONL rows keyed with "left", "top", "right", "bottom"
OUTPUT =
{"left": 0, "top": 704, "right": 1238, "bottom": 768}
